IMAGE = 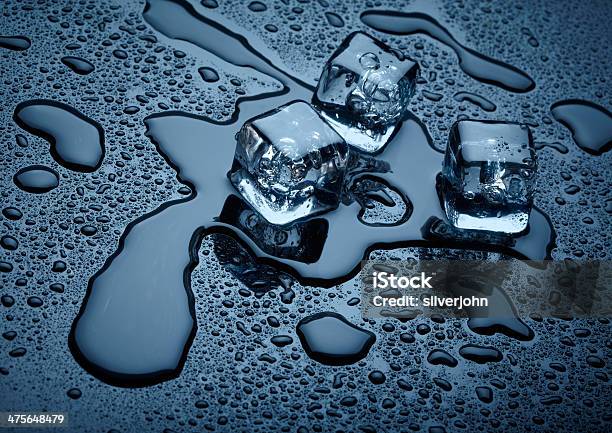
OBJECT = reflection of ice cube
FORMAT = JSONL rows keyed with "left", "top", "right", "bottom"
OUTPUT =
{"left": 440, "top": 120, "right": 537, "bottom": 234}
{"left": 219, "top": 195, "right": 328, "bottom": 263}
{"left": 229, "top": 101, "right": 349, "bottom": 225}
{"left": 313, "top": 32, "right": 419, "bottom": 153}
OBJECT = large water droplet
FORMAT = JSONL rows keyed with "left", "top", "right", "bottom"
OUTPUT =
{"left": 13, "top": 165, "right": 59, "bottom": 193}
{"left": 14, "top": 100, "right": 105, "bottom": 172}
{"left": 296, "top": 312, "right": 375, "bottom": 365}
{"left": 0, "top": 35, "right": 31, "bottom": 51}
{"left": 459, "top": 344, "right": 503, "bottom": 363}
{"left": 325, "top": 12, "right": 345, "bottom": 28}
{"left": 551, "top": 99, "right": 612, "bottom": 155}
{"left": 61, "top": 56, "right": 95, "bottom": 75}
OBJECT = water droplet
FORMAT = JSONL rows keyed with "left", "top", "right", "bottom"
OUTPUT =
{"left": 453, "top": 91, "right": 496, "bottom": 112}
{"left": 248, "top": 1, "right": 267, "bottom": 12}
{"left": 201, "top": 0, "right": 218, "bottom": 8}
{"left": 61, "top": 56, "right": 95, "bottom": 75}
{"left": 13, "top": 165, "right": 59, "bottom": 193}
{"left": 458, "top": 344, "right": 503, "bottom": 363}
{"left": 198, "top": 66, "right": 220, "bottom": 83}
{"left": 325, "top": 12, "right": 345, "bottom": 28}
{"left": 427, "top": 349, "right": 458, "bottom": 367}
{"left": 0, "top": 35, "right": 31, "bottom": 51}
{"left": 1, "top": 295, "right": 15, "bottom": 307}
{"left": 27, "top": 296, "right": 43, "bottom": 308}
{"left": 475, "top": 386, "right": 494, "bottom": 403}
{"left": 66, "top": 388, "right": 82, "bottom": 399}
{"left": 2, "top": 207, "right": 23, "bottom": 220}
{"left": 368, "top": 370, "right": 386, "bottom": 384}
{"left": 270, "top": 335, "right": 293, "bottom": 347}
{"left": 9, "top": 347, "right": 27, "bottom": 358}
{"left": 0, "top": 236, "right": 18, "bottom": 251}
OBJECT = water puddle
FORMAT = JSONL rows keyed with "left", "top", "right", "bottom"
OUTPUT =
{"left": 14, "top": 100, "right": 105, "bottom": 172}
{"left": 550, "top": 99, "right": 612, "bottom": 155}
{"left": 70, "top": 0, "right": 553, "bottom": 386}
{"left": 360, "top": 11, "right": 535, "bottom": 93}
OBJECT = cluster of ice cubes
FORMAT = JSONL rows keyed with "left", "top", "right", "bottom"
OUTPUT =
{"left": 229, "top": 32, "right": 419, "bottom": 226}
{"left": 228, "top": 31, "right": 537, "bottom": 235}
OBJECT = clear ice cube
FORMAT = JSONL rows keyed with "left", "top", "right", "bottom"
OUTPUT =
{"left": 440, "top": 119, "right": 537, "bottom": 234}
{"left": 229, "top": 101, "right": 349, "bottom": 225}
{"left": 312, "top": 31, "right": 419, "bottom": 153}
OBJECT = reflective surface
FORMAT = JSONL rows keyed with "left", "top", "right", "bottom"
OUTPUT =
{"left": 0, "top": 0, "right": 610, "bottom": 432}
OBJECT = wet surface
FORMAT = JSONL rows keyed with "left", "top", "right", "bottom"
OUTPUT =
{"left": 0, "top": 0, "right": 611, "bottom": 432}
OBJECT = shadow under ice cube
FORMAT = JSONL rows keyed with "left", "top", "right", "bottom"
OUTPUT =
{"left": 229, "top": 101, "right": 348, "bottom": 226}
{"left": 313, "top": 31, "right": 419, "bottom": 153}
{"left": 440, "top": 119, "right": 537, "bottom": 234}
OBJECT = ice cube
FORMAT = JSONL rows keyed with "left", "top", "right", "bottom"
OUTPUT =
{"left": 229, "top": 101, "right": 349, "bottom": 225}
{"left": 312, "top": 31, "right": 419, "bottom": 153}
{"left": 439, "top": 119, "right": 537, "bottom": 234}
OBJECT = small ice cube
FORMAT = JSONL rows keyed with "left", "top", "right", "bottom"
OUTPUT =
{"left": 229, "top": 101, "right": 349, "bottom": 225}
{"left": 313, "top": 32, "right": 419, "bottom": 153}
{"left": 440, "top": 119, "right": 537, "bottom": 234}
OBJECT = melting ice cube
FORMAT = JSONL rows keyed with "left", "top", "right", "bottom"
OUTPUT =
{"left": 312, "top": 31, "right": 419, "bottom": 153}
{"left": 229, "top": 101, "right": 349, "bottom": 225}
{"left": 440, "top": 119, "right": 537, "bottom": 234}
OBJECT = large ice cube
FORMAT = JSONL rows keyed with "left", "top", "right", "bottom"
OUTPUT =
{"left": 229, "top": 101, "right": 349, "bottom": 225}
{"left": 440, "top": 119, "right": 537, "bottom": 234}
{"left": 312, "top": 32, "right": 419, "bottom": 153}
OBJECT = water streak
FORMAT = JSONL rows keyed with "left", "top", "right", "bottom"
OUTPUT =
{"left": 360, "top": 10, "right": 535, "bottom": 93}
{"left": 453, "top": 91, "right": 496, "bottom": 112}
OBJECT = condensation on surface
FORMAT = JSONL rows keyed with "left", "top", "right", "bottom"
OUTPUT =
{"left": 0, "top": 0, "right": 610, "bottom": 432}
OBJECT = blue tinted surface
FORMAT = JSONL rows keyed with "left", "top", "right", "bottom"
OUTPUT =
{"left": 0, "top": 0, "right": 610, "bottom": 432}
